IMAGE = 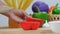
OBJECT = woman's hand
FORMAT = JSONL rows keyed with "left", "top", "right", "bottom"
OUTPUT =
{"left": 0, "top": 1, "right": 29, "bottom": 23}
{"left": 2, "top": 9, "right": 28, "bottom": 23}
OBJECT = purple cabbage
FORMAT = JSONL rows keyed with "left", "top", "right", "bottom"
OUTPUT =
{"left": 32, "top": 1, "right": 49, "bottom": 13}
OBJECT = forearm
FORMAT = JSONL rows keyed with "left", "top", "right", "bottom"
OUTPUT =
{"left": 0, "top": 6, "right": 12, "bottom": 13}
{"left": 0, "top": 0, "right": 12, "bottom": 14}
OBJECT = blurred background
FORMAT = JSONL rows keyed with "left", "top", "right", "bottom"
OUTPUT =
{"left": 0, "top": 0, "right": 60, "bottom": 27}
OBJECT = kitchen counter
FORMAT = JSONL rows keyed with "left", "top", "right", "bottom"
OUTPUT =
{"left": 0, "top": 28, "right": 57, "bottom": 34}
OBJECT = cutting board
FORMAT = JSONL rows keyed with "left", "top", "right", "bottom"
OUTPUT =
{"left": 0, "top": 28, "right": 57, "bottom": 34}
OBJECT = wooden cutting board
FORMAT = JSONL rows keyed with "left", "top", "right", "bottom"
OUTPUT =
{"left": 0, "top": 28, "right": 57, "bottom": 34}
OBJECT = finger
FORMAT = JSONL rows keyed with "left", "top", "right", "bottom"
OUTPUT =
{"left": 19, "top": 10, "right": 28, "bottom": 16}
{"left": 11, "top": 9, "right": 25, "bottom": 17}
{"left": 9, "top": 12, "right": 24, "bottom": 23}
{"left": 19, "top": 10, "right": 33, "bottom": 20}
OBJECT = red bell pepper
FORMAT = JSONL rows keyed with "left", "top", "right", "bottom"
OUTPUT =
{"left": 48, "top": 6, "right": 55, "bottom": 14}
{"left": 20, "top": 16, "right": 44, "bottom": 30}
{"left": 48, "top": 3, "right": 58, "bottom": 14}
{"left": 26, "top": 16, "right": 44, "bottom": 27}
{"left": 31, "top": 22, "right": 40, "bottom": 30}
{"left": 20, "top": 21, "right": 40, "bottom": 30}
{"left": 20, "top": 22, "right": 32, "bottom": 30}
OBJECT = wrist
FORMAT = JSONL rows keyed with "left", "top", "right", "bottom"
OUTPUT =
{"left": 0, "top": 6, "right": 13, "bottom": 14}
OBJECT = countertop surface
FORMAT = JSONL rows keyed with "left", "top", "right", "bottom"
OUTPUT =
{"left": 0, "top": 28, "right": 58, "bottom": 34}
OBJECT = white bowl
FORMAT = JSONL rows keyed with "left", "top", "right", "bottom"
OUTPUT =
{"left": 48, "top": 21, "right": 60, "bottom": 33}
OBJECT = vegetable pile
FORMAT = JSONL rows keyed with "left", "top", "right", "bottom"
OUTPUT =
{"left": 32, "top": 1, "right": 49, "bottom": 24}
{"left": 49, "top": 3, "right": 60, "bottom": 14}
{"left": 20, "top": 1, "right": 60, "bottom": 30}
{"left": 32, "top": 1, "right": 60, "bottom": 24}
